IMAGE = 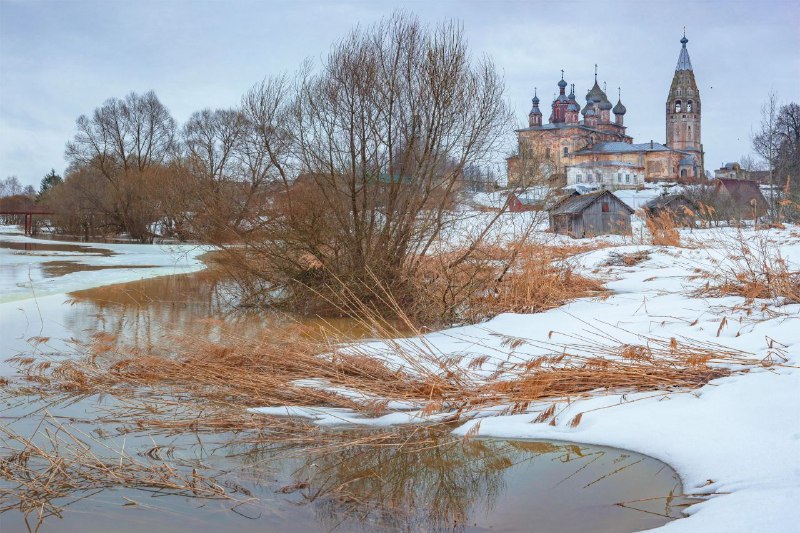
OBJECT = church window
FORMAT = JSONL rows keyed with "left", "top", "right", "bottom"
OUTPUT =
{"left": 675, "top": 100, "right": 682, "bottom": 113}
{"left": 687, "top": 100, "right": 693, "bottom": 112}
{"left": 596, "top": 172, "right": 602, "bottom": 183}
{"left": 576, "top": 174, "right": 582, "bottom": 183}
{"left": 677, "top": 88, "right": 682, "bottom": 96}
{"left": 563, "top": 147, "right": 568, "bottom": 156}
{"left": 680, "top": 169, "right": 688, "bottom": 178}
{"left": 617, "top": 172, "right": 622, "bottom": 183}
{"left": 545, "top": 148, "right": 551, "bottom": 158}
{"left": 626, "top": 174, "right": 630, "bottom": 183}
{"left": 588, "top": 174, "right": 593, "bottom": 183}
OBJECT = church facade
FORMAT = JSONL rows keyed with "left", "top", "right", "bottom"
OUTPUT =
{"left": 507, "top": 34, "right": 705, "bottom": 189}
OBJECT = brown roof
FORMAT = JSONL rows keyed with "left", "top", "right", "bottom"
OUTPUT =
{"left": 550, "top": 190, "right": 634, "bottom": 215}
{"left": 716, "top": 179, "right": 768, "bottom": 207}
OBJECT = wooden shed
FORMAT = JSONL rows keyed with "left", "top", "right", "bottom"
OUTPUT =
{"left": 714, "top": 179, "right": 769, "bottom": 220}
{"left": 643, "top": 194, "right": 698, "bottom": 226}
{"left": 549, "top": 190, "right": 634, "bottom": 238}
{"left": 506, "top": 187, "right": 551, "bottom": 212}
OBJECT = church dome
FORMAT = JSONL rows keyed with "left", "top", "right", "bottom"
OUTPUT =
{"left": 531, "top": 94, "right": 540, "bottom": 105}
{"left": 599, "top": 98, "right": 613, "bottom": 110}
{"left": 558, "top": 78, "right": 568, "bottom": 88}
{"left": 613, "top": 99, "right": 627, "bottom": 115}
{"left": 567, "top": 102, "right": 581, "bottom": 112}
{"left": 588, "top": 82, "right": 606, "bottom": 103}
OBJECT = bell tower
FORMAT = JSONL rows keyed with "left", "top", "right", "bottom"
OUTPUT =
{"left": 666, "top": 32, "right": 703, "bottom": 171}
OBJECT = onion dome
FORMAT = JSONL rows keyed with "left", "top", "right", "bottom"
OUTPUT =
{"left": 588, "top": 81, "right": 606, "bottom": 103}
{"left": 599, "top": 97, "right": 613, "bottom": 111}
{"left": 558, "top": 78, "right": 568, "bottom": 89}
{"left": 567, "top": 102, "right": 581, "bottom": 112}
{"left": 613, "top": 99, "right": 627, "bottom": 115}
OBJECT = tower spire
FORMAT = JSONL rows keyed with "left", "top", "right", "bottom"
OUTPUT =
{"left": 594, "top": 64, "right": 598, "bottom": 82}
{"left": 676, "top": 32, "right": 692, "bottom": 70}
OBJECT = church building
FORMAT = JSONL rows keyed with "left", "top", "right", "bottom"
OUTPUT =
{"left": 507, "top": 34, "right": 705, "bottom": 189}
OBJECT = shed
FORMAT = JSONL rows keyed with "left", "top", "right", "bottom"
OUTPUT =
{"left": 715, "top": 179, "right": 769, "bottom": 220}
{"left": 549, "top": 190, "right": 634, "bottom": 238}
{"left": 643, "top": 194, "right": 698, "bottom": 225}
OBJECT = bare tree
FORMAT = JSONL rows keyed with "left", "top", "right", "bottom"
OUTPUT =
{"left": 752, "top": 90, "right": 780, "bottom": 220}
{"left": 0, "top": 176, "right": 23, "bottom": 197}
{"left": 65, "top": 91, "right": 177, "bottom": 240}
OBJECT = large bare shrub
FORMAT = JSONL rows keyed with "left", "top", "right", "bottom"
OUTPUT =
{"left": 211, "top": 13, "right": 515, "bottom": 321}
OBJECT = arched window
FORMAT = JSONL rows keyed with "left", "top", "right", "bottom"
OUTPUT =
{"left": 687, "top": 100, "right": 693, "bottom": 112}
{"left": 675, "top": 100, "right": 682, "bottom": 113}
{"left": 680, "top": 169, "right": 688, "bottom": 178}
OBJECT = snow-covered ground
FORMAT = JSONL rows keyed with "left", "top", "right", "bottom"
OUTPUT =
{"left": 0, "top": 226, "right": 209, "bottom": 375}
{"left": 253, "top": 224, "right": 800, "bottom": 532}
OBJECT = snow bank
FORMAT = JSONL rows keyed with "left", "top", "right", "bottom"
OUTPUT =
{"left": 0, "top": 227, "right": 211, "bottom": 375}
{"left": 0, "top": 226, "right": 210, "bottom": 303}
{"left": 253, "top": 225, "right": 800, "bottom": 532}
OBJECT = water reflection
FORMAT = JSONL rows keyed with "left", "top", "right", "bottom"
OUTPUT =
{"left": 0, "top": 405, "right": 692, "bottom": 533}
{"left": 65, "top": 269, "right": 404, "bottom": 347}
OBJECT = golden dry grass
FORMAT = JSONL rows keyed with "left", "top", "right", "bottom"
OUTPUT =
{"left": 644, "top": 210, "right": 681, "bottom": 247}
{"left": 696, "top": 230, "right": 800, "bottom": 304}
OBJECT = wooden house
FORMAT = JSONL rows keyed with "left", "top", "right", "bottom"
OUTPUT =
{"left": 506, "top": 187, "right": 550, "bottom": 212}
{"left": 549, "top": 190, "right": 634, "bottom": 238}
{"left": 643, "top": 194, "right": 698, "bottom": 225}
{"left": 714, "top": 179, "right": 769, "bottom": 220}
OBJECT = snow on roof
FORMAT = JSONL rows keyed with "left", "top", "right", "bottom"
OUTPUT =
{"left": 550, "top": 190, "right": 634, "bottom": 215}
{"left": 575, "top": 141, "right": 673, "bottom": 154}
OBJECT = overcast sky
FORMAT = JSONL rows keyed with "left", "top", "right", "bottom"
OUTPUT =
{"left": 1, "top": 0, "right": 799, "bottom": 188}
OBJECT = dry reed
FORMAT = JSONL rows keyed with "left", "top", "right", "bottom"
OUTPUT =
{"left": 644, "top": 210, "right": 681, "bottom": 247}
{"left": 695, "top": 230, "right": 800, "bottom": 304}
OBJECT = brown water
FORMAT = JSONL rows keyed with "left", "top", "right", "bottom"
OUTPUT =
{"left": 65, "top": 268, "right": 402, "bottom": 345}
{"left": 0, "top": 265, "right": 695, "bottom": 532}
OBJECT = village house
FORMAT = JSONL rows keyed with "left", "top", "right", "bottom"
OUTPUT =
{"left": 644, "top": 193, "right": 698, "bottom": 225}
{"left": 714, "top": 179, "right": 770, "bottom": 220}
{"left": 505, "top": 187, "right": 551, "bottom": 212}
{"left": 548, "top": 190, "right": 634, "bottom": 238}
{"left": 508, "top": 34, "right": 705, "bottom": 189}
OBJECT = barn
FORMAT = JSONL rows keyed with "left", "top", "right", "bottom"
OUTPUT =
{"left": 643, "top": 194, "right": 698, "bottom": 225}
{"left": 549, "top": 190, "right": 634, "bottom": 237}
{"left": 715, "top": 179, "right": 769, "bottom": 220}
{"left": 506, "top": 187, "right": 550, "bottom": 212}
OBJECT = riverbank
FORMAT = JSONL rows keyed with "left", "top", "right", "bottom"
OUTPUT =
{"left": 248, "top": 224, "right": 800, "bottom": 532}
{"left": 0, "top": 224, "right": 693, "bottom": 532}
{"left": 2, "top": 223, "right": 798, "bottom": 532}
{"left": 0, "top": 225, "right": 210, "bottom": 376}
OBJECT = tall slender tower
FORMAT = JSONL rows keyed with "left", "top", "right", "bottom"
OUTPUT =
{"left": 666, "top": 33, "right": 703, "bottom": 171}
